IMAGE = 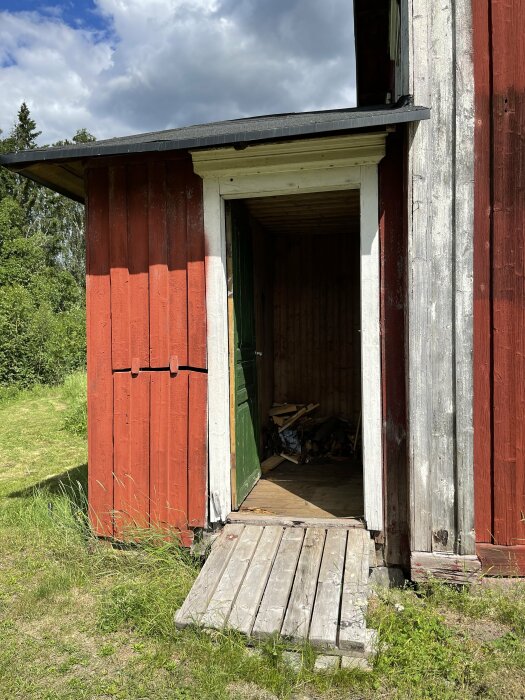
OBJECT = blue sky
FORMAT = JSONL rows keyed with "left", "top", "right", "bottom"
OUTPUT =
{"left": 0, "top": 1, "right": 108, "bottom": 31}
{"left": 0, "top": 1, "right": 356, "bottom": 145}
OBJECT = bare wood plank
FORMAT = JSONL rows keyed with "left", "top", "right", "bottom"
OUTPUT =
{"left": 407, "top": 0, "right": 433, "bottom": 552}
{"left": 261, "top": 455, "right": 285, "bottom": 474}
{"left": 428, "top": 0, "right": 456, "bottom": 554}
{"left": 281, "top": 528, "right": 326, "bottom": 641}
{"left": 280, "top": 452, "right": 301, "bottom": 465}
{"left": 227, "top": 513, "right": 365, "bottom": 529}
{"left": 453, "top": 0, "right": 475, "bottom": 556}
{"left": 269, "top": 404, "right": 304, "bottom": 417}
{"left": 252, "top": 528, "right": 305, "bottom": 638}
{"left": 278, "top": 403, "right": 319, "bottom": 433}
{"left": 200, "top": 525, "right": 262, "bottom": 629}
{"left": 175, "top": 524, "right": 244, "bottom": 628}
{"left": 309, "top": 529, "right": 347, "bottom": 649}
{"left": 228, "top": 526, "right": 283, "bottom": 635}
{"left": 339, "top": 529, "right": 370, "bottom": 651}
{"left": 410, "top": 551, "right": 481, "bottom": 584}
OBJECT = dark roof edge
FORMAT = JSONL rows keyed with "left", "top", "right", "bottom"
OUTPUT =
{"left": 0, "top": 106, "right": 430, "bottom": 168}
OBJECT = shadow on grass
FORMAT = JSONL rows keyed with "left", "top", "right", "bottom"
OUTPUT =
{"left": 8, "top": 463, "right": 88, "bottom": 514}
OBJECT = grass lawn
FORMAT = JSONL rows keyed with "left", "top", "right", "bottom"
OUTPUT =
{"left": 1, "top": 375, "right": 525, "bottom": 699}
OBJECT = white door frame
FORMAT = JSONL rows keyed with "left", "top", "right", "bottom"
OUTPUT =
{"left": 191, "top": 133, "right": 386, "bottom": 531}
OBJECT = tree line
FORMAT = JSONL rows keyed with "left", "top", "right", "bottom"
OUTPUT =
{"left": 0, "top": 103, "right": 91, "bottom": 388}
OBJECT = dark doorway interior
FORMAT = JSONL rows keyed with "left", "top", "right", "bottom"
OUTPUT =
{"left": 229, "top": 191, "right": 364, "bottom": 519}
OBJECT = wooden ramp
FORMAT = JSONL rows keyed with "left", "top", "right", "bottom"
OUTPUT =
{"left": 175, "top": 524, "right": 377, "bottom": 662}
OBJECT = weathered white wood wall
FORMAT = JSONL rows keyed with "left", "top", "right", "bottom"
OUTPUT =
{"left": 404, "top": 0, "right": 475, "bottom": 555}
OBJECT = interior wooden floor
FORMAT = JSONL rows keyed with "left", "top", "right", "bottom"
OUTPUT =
{"left": 239, "top": 461, "right": 364, "bottom": 519}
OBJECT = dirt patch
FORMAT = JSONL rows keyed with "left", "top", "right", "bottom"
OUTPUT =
{"left": 439, "top": 609, "right": 510, "bottom": 643}
{"left": 226, "top": 681, "right": 279, "bottom": 700}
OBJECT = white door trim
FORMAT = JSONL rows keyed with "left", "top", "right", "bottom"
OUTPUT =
{"left": 191, "top": 133, "right": 386, "bottom": 530}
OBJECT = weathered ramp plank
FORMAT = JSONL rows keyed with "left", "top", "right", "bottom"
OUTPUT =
{"left": 281, "top": 528, "right": 325, "bottom": 641}
{"left": 175, "top": 524, "right": 244, "bottom": 628}
{"left": 309, "top": 529, "right": 347, "bottom": 649}
{"left": 175, "top": 523, "right": 377, "bottom": 660}
{"left": 228, "top": 525, "right": 283, "bottom": 635}
{"left": 252, "top": 528, "right": 305, "bottom": 638}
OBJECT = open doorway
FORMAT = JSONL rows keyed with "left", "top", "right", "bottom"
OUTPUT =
{"left": 227, "top": 191, "right": 363, "bottom": 520}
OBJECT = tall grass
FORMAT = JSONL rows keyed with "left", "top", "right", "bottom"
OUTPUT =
{"left": 61, "top": 370, "right": 87, "bottom": 437}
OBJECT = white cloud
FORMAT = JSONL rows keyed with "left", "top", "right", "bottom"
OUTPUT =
{"left": 0, "top": 1, "right": 356, "bottom": 145}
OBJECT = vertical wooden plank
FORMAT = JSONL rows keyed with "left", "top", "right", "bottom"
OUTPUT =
{"left": 149, "top": 371, "right": 169, "bottom": 530}
{"left": 407, "top": 0, "right": 433, "bottom": 552}
{"left": 187, "top": 166, "right": 207, "bottom": 369}
{"left": 473, "top": 0, "right": 493, "bottom": 546}
{"left": 113, "top": 372, "right": 150, "bottom": 538}
{"left": 379, "top": 133, "right": 409, "bottom": 567}
{"left": 166, "top": 159, "right": 189, "bottom": 367}
{"left": 150, "top": 370, "right": 190, "bottom": 536}
{"left": 428, "top": 0, "right": 456, "bottom": 553}
{"left": 188, "top": 370, "right": 208, "bottom": 527}
{"left": 491, "top": 0, "right": 525, "bottom": 547}
{"left": 170, "top": 371, "right": 190, "bottom": 532}
{"left": 86, "top": 167, "right": 114, "bottom": 537}
{"left": 454, "top": 0, "right": 476, "bottom": 555}
{"left": 109, "top": 165, "right": 130, "bottom": 370}
{"left": 127, "top": 163, "right": 150, "bottom": 368}
{"left": 203, "top": 179, "right": 231, "bottom": 523}
{"left": 148, "top": 161, "right": 169, "bottom": 368}
{"left": 360, "top": 165, "right": 383, "bottom": 532}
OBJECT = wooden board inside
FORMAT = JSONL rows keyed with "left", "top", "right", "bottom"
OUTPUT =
{"left": 239, "top": 461, "right": 364, "bottom": 519}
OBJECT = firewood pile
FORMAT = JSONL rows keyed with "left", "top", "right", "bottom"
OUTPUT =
{"left": 262, "top": 402, "right": 361, "bottom": 473}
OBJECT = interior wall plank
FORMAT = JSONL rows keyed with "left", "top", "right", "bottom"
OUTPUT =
{"left": 272, "top": 229, "right": 361, "bottom": 421}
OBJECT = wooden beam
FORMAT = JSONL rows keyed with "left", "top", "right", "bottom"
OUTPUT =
{"left": 410, "top": 551, "right": 481, "bottom": 584}
{"left": 477, "top": 544, "right": 525, "bottom": 577}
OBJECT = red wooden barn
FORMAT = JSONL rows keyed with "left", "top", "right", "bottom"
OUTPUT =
{"left": 2, "top": 0, "right": 524, "bottom": 580}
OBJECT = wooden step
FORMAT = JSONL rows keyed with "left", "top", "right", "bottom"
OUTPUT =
{"left": 175, "top": 523, "right": 377, "bottom": 660}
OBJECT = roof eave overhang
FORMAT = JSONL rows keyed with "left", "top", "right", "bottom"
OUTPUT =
{"left": 0, "top": 106, "right": 430, "bottom": 203}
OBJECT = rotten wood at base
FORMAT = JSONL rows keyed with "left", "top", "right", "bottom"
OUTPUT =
{"left": 411, "top": 551, "right": 481, "bottom": 584}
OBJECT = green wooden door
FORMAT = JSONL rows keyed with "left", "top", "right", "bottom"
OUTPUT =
{"left": 230, "top": 202, "right": 260, "bottom": 507}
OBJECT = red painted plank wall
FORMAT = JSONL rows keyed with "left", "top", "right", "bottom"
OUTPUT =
{"left": 86, "top": 154, "right": 207, "bottom": 543}
{"left": 474, "top": 0, "right": 525, "bottom": 572}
